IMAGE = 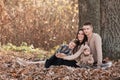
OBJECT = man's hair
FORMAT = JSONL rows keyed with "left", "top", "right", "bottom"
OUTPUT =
{"left": 83, "top": 22, "right": 93, "bottom": 27}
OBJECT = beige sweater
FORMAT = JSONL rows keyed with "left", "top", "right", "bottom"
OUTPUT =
{"left": 63, "top": 33, "right": 103, "bottom": 66}
{"left": 88, "top": 33, "right": 103, "bottom": 66}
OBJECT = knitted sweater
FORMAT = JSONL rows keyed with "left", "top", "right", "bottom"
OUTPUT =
{"left": 87, "top": 33, "right": 103, "bottom": 66}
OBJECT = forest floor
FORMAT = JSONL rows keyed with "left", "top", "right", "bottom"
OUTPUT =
{"left": 0, "top": 50, "right": 120, "bottom": 80}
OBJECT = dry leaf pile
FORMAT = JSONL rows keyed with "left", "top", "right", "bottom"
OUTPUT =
{"left": 0, "top": 51, "right": 120, "bottom": 80}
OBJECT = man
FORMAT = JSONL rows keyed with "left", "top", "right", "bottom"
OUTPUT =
{"left": 82, "top": 22, "right": 103, "bottom": 67}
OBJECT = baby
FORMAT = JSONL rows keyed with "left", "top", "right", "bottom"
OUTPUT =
{"left": 76, "top": 46, "right": 94, "bottom": 67}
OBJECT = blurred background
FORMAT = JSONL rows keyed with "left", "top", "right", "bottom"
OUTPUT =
{"left": 0, "top": 0, "right": 79, "bottom": 50}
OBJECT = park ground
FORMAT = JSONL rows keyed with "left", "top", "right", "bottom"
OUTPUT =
{"left": 0, "top": 47, "right": 119, "bottom": 80}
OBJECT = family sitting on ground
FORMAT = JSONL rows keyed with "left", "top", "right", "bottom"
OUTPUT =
{"left": 17, "top": 22, "right": 112, "bottom": 69}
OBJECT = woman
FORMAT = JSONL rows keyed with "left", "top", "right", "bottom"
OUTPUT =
{"left": 56, "top": 29, "right": 89, "bottom": 66}
{"left": 72, "top": 28, "right": 88, "bottom": 54}
{"left": 45, "top": 29, "right": 87, "bottom": 68}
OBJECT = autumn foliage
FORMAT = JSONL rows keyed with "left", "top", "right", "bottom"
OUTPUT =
{"left": 0, "top": 51, "right": 120, "bottom": 80}
{"left": 0, "top": 0, "right": 79, "bottom": 50}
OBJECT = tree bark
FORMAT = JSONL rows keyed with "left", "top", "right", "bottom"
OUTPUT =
{"left": 79, "top": 0, "right": 120, "bottom": 59}
{"left": 78, "top": 0, "right": 101, "bottom": 34}
{"left": 100, "top": 0, "right": 120, "bottom": 59}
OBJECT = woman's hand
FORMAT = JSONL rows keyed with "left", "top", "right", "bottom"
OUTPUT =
{"left": 56, "top": 53, "right": 66, "bottom": 58}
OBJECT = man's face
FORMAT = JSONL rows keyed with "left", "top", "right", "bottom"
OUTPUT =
{"left": 83, "top": 25, "right": 93, "bottom": 36}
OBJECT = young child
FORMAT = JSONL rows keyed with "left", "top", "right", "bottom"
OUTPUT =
{"left": 76, "top": 46, "right": 94, "bottom": 68}
{"left": 45, "top": 39, "right": 78, "bottom": 68}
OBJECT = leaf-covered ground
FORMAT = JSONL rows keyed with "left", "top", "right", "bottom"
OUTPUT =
{"left": 0, "top": 51, "right": 120, "bottom": 80}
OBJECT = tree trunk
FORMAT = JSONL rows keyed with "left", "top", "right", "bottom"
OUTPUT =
{"left": 100, "top": 0, "right": 120, "bottom": 59}
{"left": 79, "top": 0, "right": 120, "bottom": 59}
{"left": 78, "top": 0, "right": 101, "bottom": 34}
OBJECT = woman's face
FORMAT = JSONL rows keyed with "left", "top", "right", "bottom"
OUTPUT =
{"left": 77, "top": 30, "right": 85, "bottom": 42}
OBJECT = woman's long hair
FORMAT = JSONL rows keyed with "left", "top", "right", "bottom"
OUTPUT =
{"left": 72, "top": 29, "right": 88, "bottom": 54}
